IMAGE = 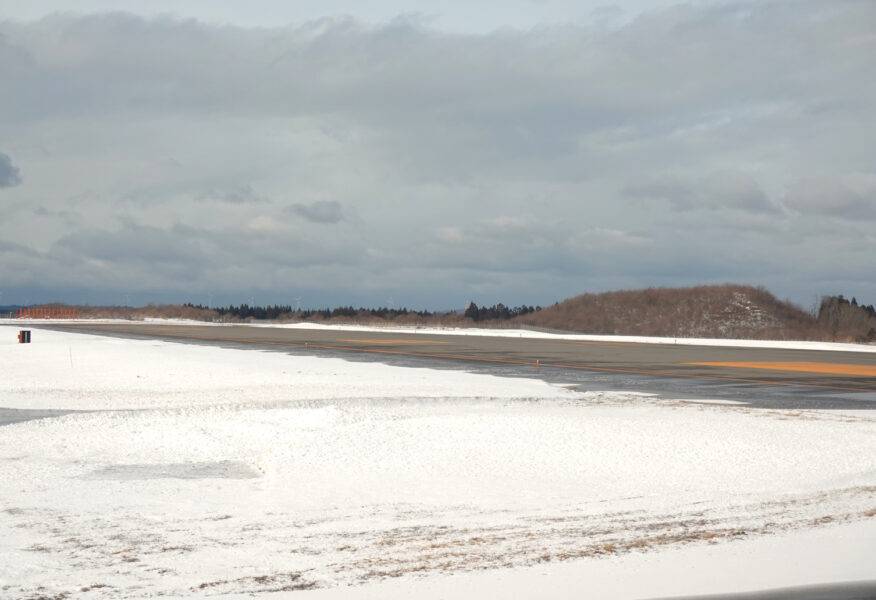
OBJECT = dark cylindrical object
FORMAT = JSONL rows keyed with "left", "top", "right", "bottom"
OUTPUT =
{"left": 18, "top": 330, "right": 31, "bottom": 343}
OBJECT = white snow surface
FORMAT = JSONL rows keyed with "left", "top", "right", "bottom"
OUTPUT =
{"left": 1, "top": 325, "right": 874, "bottom": 598}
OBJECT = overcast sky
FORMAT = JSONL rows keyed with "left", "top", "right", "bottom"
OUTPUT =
{"left": 1, "top": 0, "right": 874, "bottom": 310}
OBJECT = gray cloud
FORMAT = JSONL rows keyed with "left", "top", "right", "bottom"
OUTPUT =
{"left": 623, "top": 177, "right": 696, "bottom": 210}
{"left": 623, "top": 171, "right": 777, "bottom": 214}
{"left": 783, "top": 175, "right": 876, "bottom": 220}
{"left": 0, "top": 2, "right": 874, "bottom": 307}
{"left": 196, "top": 184, "right": 267, "bottom": 205}
{"left": 0, "top": 152, "right": 21, "bottom": 187}
{"left": 52, "top": 224, "right": 211, "bottom": 270}
{"left": 0, "top": 239, "right": 39, "bottom": 256}
{"left": 287, "top": 201, "right": 344, "bottom": 224}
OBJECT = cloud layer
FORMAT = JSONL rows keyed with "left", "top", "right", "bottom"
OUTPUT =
{"left": 0, "top": 153, "right": 21, "bottom": 188}
{"left": 1, "top": 1, "right": 874, "bottom": 307}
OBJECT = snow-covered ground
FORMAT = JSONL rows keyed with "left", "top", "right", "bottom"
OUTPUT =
{"left": 1, "top": 325, "right": 874, "bottom": 598}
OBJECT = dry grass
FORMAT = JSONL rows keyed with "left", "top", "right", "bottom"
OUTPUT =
{"left": 79, "top": 584, "right": 111, "bottom": 592}
{"left": 159, "top": 545, "right": 193, "bottom": 553}
{"left": 194, "top": 572, "right": 316, "bottom": 593}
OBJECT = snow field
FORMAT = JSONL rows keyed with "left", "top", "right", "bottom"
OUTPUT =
{"left": 0, "top": 325, "right": 565, "bottom": 411}
{"left": 0, "top": 325, "right": 874, "bottom": 598}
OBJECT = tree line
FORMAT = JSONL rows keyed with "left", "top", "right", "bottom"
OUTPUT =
{"left": 182, "top": 303, "right": 435, "bottom": 320}
{"left": 817, "top": 295, "right": 876, "bottom": 340}
{"left": 463, "top": 302, "right": 541, "bottom": 322}
{"left": 181, "top": 301, "right": 541, "bottom": 322}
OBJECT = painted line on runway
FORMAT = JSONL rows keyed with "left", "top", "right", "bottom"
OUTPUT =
{"left": 545, "top": 362, "right": 874, "bottom": 393}
{"left": 338, "top": 339, "right": 451, "bottom": 345}
{"left": 572, "top": 341, "right": 648, "bottom": 347}
{"left": 688, "top": 361, "right": 876, "bottom": 377}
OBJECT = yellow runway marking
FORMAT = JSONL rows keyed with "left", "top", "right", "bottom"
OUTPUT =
{"left": 573, "top": 341, "right": 648, "bottom": 347}
{"left": 338, "top": 339, "right": 451, "bottom": 345}
{"left": 688, "top": 361, "right": 876, "bottom": 377}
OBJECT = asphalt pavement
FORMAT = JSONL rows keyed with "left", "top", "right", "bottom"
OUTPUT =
{"left": 34, "top": 322, "right": 876, "bottom": 410}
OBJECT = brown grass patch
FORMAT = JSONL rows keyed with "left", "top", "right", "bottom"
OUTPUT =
{"left": 194, "top": 572, "right": 316, "bottom": 593}
{"left": 160, "top": 545, "right": 193, "bottom": 553}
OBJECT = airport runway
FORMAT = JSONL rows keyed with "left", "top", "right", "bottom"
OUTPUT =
{"left": 36, "top": 322, "right": 876, "bottom": 410}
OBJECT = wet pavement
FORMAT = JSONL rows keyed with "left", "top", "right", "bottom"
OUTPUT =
{"left": 29, "top": 322, "right": 876, "bottom": 411}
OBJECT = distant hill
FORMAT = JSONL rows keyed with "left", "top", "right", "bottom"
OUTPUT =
{"left": 513, "top": 284, "right": 873, "bottom": 341}
{"left": 9, "top": 285, "right": 876, "bottom": 342}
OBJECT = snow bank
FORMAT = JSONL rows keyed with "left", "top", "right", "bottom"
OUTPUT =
{"left": 265, "top": 322, "right": 876, "bottom": 353}
{"left": 0, "top": 325, "right": 874, "bottom": 598}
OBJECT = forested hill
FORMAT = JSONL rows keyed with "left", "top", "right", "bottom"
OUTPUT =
{"left": 514, "top": 285, "right": 876, "bottom": 342}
